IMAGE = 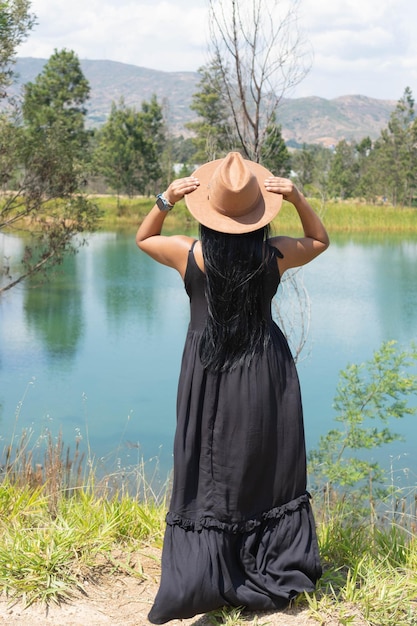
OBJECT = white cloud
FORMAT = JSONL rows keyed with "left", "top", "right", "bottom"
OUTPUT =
{"left": 19, "top": 0, "right": 210, "bottom": 71}
{"left": 295, "top": 0, "right": 417, "bottom": 98}
{"left": 17, "top": 0, "right": 417, "bottom": 99}
{"left": 302, "top": 0, "right": 399, "bottom": 30}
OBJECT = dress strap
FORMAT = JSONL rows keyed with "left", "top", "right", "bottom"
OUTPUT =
{"left": 269, "top": 244, "right": 284, "bottom": 259}
{"left": 190, "top": 239, "right": 198, "bottom": 253}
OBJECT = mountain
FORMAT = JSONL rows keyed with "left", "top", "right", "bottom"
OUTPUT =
{"left": 277, "top": 94, "right": 396, "bottom": 147}
{"left": 14, "top": 57, "right": 397, "bottom": 146}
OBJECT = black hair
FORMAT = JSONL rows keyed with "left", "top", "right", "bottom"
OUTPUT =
{"left": 199, "top": 223, "right": 274, "bottom": 373}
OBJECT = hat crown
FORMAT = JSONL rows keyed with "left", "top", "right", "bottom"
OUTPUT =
{"left": 209, "top": 152, "right": 262, "bottom": 218}
{"left": 185, "top": 151, "right": 282, "bottom": 234}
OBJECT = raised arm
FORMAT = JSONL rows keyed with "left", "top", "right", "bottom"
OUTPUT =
{"left": 264, "top": 177, "right": 330, "bottom": 273}
{"left": 135, "top": 176, "right": 199, "bottom": 276}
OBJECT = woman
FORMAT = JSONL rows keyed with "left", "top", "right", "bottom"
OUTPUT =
{"left": 136, "top": 152, "right": 329, "bottom": 624}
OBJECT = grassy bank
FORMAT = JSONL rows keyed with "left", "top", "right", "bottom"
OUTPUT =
{"left": 94, "top": 195, "right": 417, "bottom": 234}
{"left": 0, "top": 436, "right": 167, "bottom": 604}
{"left": 0, "top": 436, "right": 416, "bottom": 624}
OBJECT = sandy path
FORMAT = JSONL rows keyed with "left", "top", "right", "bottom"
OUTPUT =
{"left": 0, "top": 549, "right": 349, "bottom": 625}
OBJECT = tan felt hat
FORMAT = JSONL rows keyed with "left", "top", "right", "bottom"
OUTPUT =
{"left": 185, "top": 152, "right": 282, "bottom": 234}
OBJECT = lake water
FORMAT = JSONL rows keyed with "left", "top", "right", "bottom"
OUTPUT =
{"left": 1, "top": 230, "right": 416, "bottom": 486}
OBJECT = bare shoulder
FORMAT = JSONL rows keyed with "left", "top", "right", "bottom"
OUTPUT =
{"left": 171, "top": 234, "right": 197, "bottom": 247}
{"left": 268, "top": 234, "right": 328, "bottom": 273}
{"left": 138, "top": 234, "right": 196, "bottom": 276}
{"left": 268, "top": 235, "right": 290, "bottom": 254}
{"left": 165, "top": 234, "right": 197, "bottom": 259}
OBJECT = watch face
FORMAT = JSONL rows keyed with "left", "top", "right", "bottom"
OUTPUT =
{"left": 156, "top": 196, "right": 166, "bottom": 210}
{"left": 156, "top": 194, "right": 172, "bottom": 211}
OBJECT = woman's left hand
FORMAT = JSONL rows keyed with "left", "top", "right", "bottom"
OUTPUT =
{"left": 264, "top": 177, "right": 300, "bottom": 204}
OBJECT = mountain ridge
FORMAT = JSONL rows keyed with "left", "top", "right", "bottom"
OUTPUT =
{"left": 14, "top": 57, "right": 397, "bottom": 146}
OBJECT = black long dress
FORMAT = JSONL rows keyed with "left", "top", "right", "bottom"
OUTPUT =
{"left": 148, "top": 242, "right": 322, "bottom": 624}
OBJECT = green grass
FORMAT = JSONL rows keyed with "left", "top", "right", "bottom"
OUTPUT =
{"left": 275, "top": 199, "right": 417, "bottom": 235}
{"left": 1, "top": 434, "right": 416, "bottom": 623}
{"left": 0, "top": 480, "right": 166, "bottom": 605}
{"left": 92, "top": 195, "right": 195, "bottom": 230}
{"left": 3, "top": 193, "right": 415, "bottom": 234}
{"left": 92, "top": 194, "right": 417, "bottom": 234}
{"left": 306, "top": 495, "right": 417, "bottom": 625}
{"left": 315, "top": 200, "right": 417, "bottom": 234}
{"left": 0, "top": 433, "right": 167, "bottom": 606}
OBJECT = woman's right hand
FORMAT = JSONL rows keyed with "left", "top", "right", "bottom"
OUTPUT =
{"left": 164, "top": 177, "right": 200, "bottom": 206}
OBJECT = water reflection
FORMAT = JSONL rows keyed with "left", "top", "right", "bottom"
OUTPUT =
{"left": 96, "top": 231, "right": 157, "bottom": 323}
{"left": 24, "top": 253, "right": 83, "bottom": 361}
{"left": 381, "top": 241, "right": 417, "bottom": 336}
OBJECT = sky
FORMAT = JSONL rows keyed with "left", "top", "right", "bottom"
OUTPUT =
{"left": 16, "top": 0, "right": 417, "bottom": 102}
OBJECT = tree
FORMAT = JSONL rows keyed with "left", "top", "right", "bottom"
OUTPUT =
{"left": 291, "top": 143, "right": 332, "bottom": 199}
{"left": 187, "top": 59, "right": 236, "bottom": 162}
{"left": 371, "top": 88, "right": 417, "bottom": 206}
{"left": 291, "top": 144, "right": 316, "bottom": 191}
{"left": 309, "top": 341, "right": 417, "bottom": 497}
{"left": 260, "top": 112, "right": 291, "bottom": 175}
{"left": 0, "top": 49, "right": 100, "bottom": 294}
{"left": 0, "top": 0, "right": 33, "bottom": 190}
{"left": 352, "top": 136, "right": 380, "bottom": 202}
{"left": 94, "top": 96, "right": 165, "bottom": 201}
{"left": 94, "top": 100, "right": 134, "bottom": 199}
{"left": 327, "top": 140, "right": 359, "bottom": 199}
{"left": 0, "top": 0, "right": 34, "bottom": 98}
{"left": 207, "top": 0, "right": 311, "bottom": 162}
{"left": 169, "top": 135, "right": 196, "bottom": 167}
{"left": 21, "top": 49, "right": 91, "bottom": 197}
{"left": 140, "top": 95, "right": 166, "bottom": 191}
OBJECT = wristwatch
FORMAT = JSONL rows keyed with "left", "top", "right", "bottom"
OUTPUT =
{"left": 156, "top": 193, "right": 174, "bottom": 211}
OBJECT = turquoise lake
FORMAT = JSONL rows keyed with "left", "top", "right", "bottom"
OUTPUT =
{"left": 1, "top": 230, "right": 416, "bottom": 487}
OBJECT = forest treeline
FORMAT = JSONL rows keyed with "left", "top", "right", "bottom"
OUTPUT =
{"left": 3, "top": 48, "right": 417, "bottom": 206}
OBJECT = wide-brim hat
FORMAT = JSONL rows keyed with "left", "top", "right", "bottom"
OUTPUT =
{"left": 185, "top": 152, "right": 282, "bottom": 234}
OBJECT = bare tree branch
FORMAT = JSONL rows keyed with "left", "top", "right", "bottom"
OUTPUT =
{"left": 273, "top": 268, "right": 312, "bottom": 364}
{"left": 208, "top": 0, "right": 312, "bottom": 161}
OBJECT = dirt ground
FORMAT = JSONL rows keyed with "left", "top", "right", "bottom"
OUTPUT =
{"left": 0, "top": 549, "right": 351, "bottom": 626}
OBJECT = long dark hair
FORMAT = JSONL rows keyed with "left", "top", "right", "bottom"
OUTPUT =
{"left": 199, "top": 224, "right": 274, "bottom": 373}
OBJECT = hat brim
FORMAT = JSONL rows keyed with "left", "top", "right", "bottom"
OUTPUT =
{"left": 185, "top": 158, "right": 282, "bottom": 234}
